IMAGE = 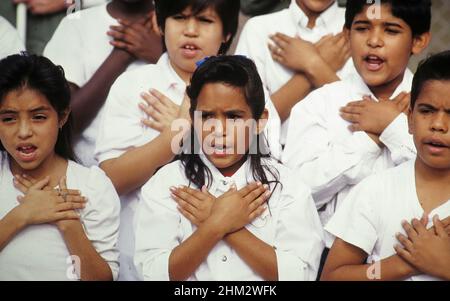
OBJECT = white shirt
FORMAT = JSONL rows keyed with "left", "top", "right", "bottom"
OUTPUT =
{"left": 135, "top": 155, "right": 324, "bottom": 281}
{"left": 325, "top": 160, "right": 449, "bottom": 281}
{"left": 235, "top": 0, "right": 357, "bottom": 144}
{"left": 0, "top": 152, "right": 120, "bottom": 281}
{"left": 282, "top": 70, "right": 416, "bottom": 227}
{"left": 44, "top": 3, "right": 147, "bottom": 167}
{"left": 0, "top": 16, "right": 25, "bottom": 59}
{"left": 95, "top": 52, "right": 284, "bottom": 280}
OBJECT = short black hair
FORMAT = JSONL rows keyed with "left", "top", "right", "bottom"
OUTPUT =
{"left": 154, "top": 0, "right": 240, "bottom": 54}
{"left": 0, "top": 53, "right": 76, "bottom": 161}
{"left": 345, "top": 0, "right": 431, "bottom": 37}
{"left": 411, "top": 50, "right": 450, "bottom": 110}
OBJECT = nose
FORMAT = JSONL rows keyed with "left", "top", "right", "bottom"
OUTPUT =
{"left": 18, "top": 119, "right": 33, "bottom": 139}
{"left": 212, "top": 118, "right": 226, "bottom": 137}
{"left": 184, "top": 17, "right": 199, "bottom": 37}
{"left": 430, "top": 112, "right": 449, "bottom": 134}
{"left": 367, "top": 28, "right": 384, "bottom": 48}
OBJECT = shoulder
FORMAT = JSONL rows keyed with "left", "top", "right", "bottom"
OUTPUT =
{"left": 141, "top": 160, "right": 187, "bottom": 199}
{"left": 242, "top": 8, "right": 290, "bottom": 34}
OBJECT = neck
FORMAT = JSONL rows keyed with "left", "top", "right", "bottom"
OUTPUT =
{"left": 369, "top": 72, "right": 405, "bottom": 100}
{"left": 218, "top": 155, "right": 247, "bottom": 177}
{"left": 108, "top": 0, "right": 154, "bottom": 20}
{"left": 415, "top": 157, "right": 450, "bottom": 187}
{"left": 9, "top": 152, "right": 67, "bottom": 187}
{"left": 297, "top": 1, "right": 333, "bottom": 29}
{"left": 170, "top": 60, "right": 192, "bottom": 84}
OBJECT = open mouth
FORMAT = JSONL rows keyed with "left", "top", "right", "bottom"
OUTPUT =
{"left": 363, "top": 54, "right": 385, "bottom": 71}
{"left": 423, "top": 138, "right": 449, "bottom": 154}
{"left": 181, "top": 43, "right": 200, "bottom": 58}
{"left": 16, "top": 144, "right": 38, "bottom": 161}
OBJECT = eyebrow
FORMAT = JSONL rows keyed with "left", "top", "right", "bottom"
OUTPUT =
{"left": 353, "top": 20, "right": 403, "bottom": 28}
{"left": 417, "top": 103, "right": 450, "bottom": 112}
{"left": 0, "top": 106, "right": 50, "bottom": 115}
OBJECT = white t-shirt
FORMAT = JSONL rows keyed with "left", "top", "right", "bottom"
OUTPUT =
{"left": 235, "top": 0, "right": 357, "bottom": 144}
{"left": 44, "top": 3, "right": 147, "bottom": 167}
{"left": 95, "top": 52, "right": 283, "bottom": 280}
{"left": 325, "top": 160, "right": 450, "bottom": 281}
{"left": 0, "top": 152, "right": 120, "bottom": 281}
{"left": 282, "top": 70, "right": 417, "bottom": 227}
{"left": 0, "top": 16, "right": 25, "bottom": 59}
{"left": 135, "top": 155, "right": 324, "bottom": 281}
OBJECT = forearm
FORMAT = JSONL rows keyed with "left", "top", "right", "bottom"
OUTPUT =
{"left": 100, "top": 129, "right": 180, "bottom": 195}
{"left": 224, "top": 228, "right": 278, "bottom": 281}
{"left": 270, "top": 74, "right": 313, "bottom": 122}
{"left": 322, "top": 254, "right": 416, "bottom": 281}
{"left": 0, "top": 208, "right": 27, "bottom": 252}
{"left": 71, "top": 49, "right": 133, "bottom": 134}
{"left": 304, "top": 57, "right": 339, "bottom": 88}
{"left": 169, "top": 220, "right": 224, "bottom": 281}
{"left": 60, "top": 223, "right": 113, "bottom": 281}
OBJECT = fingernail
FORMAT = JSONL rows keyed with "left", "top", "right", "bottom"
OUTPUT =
{"left": 263, "top": 184, "right": 269, "bottom": 190}
{"left": 256, "top": 182, "right": 262, "bottom": 186}
{"left": 170, "top": 186, "right": 177, "bottom": 192}
{"left": 264, "top": 191, "right": 271, "bottom": 197}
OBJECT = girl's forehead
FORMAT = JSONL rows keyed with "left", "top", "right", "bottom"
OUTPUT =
{"left": 180, "top": 5, "right": 219, "bottom": 17}
{"left": 0, "top": 88, "right": 52, "bottom": 110}
{"left": 196, "top": 83, "right": 250, "bottom": 110}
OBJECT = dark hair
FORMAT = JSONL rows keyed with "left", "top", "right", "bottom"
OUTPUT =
{"left": 0, "top": 53, "right": 76, "bottom": 161}
{"left": 411, "top": 50, "right": 450, "bottom": 110}
{"left": 182, "top": 55, "right": 280, "bottom": 195}
{"left": 154, "top": 0, "right": 240, "bottom": 54}
{"left": 345, "top": 0, "right": 431, "bottom": 37}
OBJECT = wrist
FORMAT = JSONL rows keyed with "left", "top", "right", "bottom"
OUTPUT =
{"left": 110, "top": 48, "right": 134, "bottom": 65}
{"left": 10, "top": 206, "right": 30, "bottom": 229}
{"left": 201, "top": 218, "right": 228, "bottom": 239}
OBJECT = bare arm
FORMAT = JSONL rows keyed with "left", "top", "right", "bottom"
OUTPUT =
{"left": 100, "top": 129, "right": 182, "bottom": 196}
{"left": 70, "top": 49, "right": 134, "bottom": 135}
{"left": 224, "top": 228, "right": 278, "bottom": 281}
{"left": 0, "top": 208, "right": 27, "bottom": 252}
{"left": 321, "top": 238, "right": 417, "bottom": 281}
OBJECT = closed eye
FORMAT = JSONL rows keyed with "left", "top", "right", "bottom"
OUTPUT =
{"left": 32, "top": 114, "right": 47, "bottom": 121}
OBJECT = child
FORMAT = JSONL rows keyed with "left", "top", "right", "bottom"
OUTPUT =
{"left": 0, "top": 16, "right": 25, "bottom": 59}
{"left": 0, "top": 54, "right": 120, "bottom": 281}
{"left": 94, "top": 0, "right": 244, "bottom": 281}
{"left": 134, "top": 55, "right": 324, "bottom": 281}
{"left": 321, "top": 50, "right": 450, "bottom": 281}
{"left": 282, "top": 0, "right": 431, "bottom": 226}
{"left": 44, "top": 0, "right": 162, "bottom": 167}
{"left": 236, "top": 0, "right": 356, "bottom": 144}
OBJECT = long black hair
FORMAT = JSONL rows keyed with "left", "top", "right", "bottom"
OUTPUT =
{"left": 0, "top": 53, "right": 76, "bottom": 161}
{"left": 181, "top": 55, "right": 280, "bottom": 194}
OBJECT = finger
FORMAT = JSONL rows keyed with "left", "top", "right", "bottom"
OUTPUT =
{"left": 340, "top": 112, "right": 360, "bottom": 123}
{"left": 55, "top": 211, "right": 80, "bottom": 221}
{"left": 249, "top": 190, "right": 270, "bottom": 212}
{"left": 269, "top": 34, "right": 288, "bottom": 50}
{"left": 238, "top": 182, "right": 260, "bottom": 198}
{"left": 107, "top": 29, "right": 126, "bottom": 41}
{"left": 340, "top": 105, "right": 363, "bottom": 115}
{"left": 59, "top": 176, "right": 68, "bottom": 191}
{"left": 170, "top": 187, "right": 199, "bottom": 209}
{"left": 56, "top": 189, "right": 81, "bottom": 196}
{"left": 175, "top": 186, "right": 202, "bottom": 207}
{"left": 249, "top": 205, "right": 267, "bottom": 221}
{"left": 65, "top": 195, "right": 88, "bottom": 204}
{"left": 13, "top": 176, "right": 30, "bottom": 194}
{"left": 348, "top": 123, "right": 363, "bottom": 132}
{"left": 30, "top": 176, "right": 50, "bottom": 191}
{"left": 270, "top": 52, "right": 285, "bottom": 64}
{"left": 17, "top": 195, "right": 24, "bottom": 203}
{"left": 177, "top": 206, "right": 198, "bottom": 225}
{"left": 172, "top": 194, "right": 197, "bottom": 216}
{"left": 420, "top": 213, "right": 429, "bottom": 226}
{"left": 201, "top": 185, "right": 216, "bottom": 199}
{"left": 273, "top": 32, "right": 293, "bottom": 43}
{"left": 140, "top": 94, "right": 168, "bottom": 115}
{"left": 244, "top": 183, "right": 267, "bottom": 204}
{"left": 394, "top": 244, "right": 414, "bottom": 264}
{"left": 109, "top": 40, "right": 130, "bottom": 51}
{"left": 402, "top": 220, "right": 418, "bottom": 241}
{"left": 56, "top": 202, "right": 86, "bottom": 212}
{"left": 345, "top": 100, "right": 366, "bottom": 107}
{"left": 395, "top": 233, "right": 414, "bottom": 252}
{"left": 116, "top": 18, "right": 132, "bottom": 27}
{"left": 432, "top": 215, "right": 448, "bottom": 238}
{"left": 16, "top": 174, "right": 34, "bottom": 188}
{"left": 183, "top": 186, "right": 209, "bottom": 203}
{"left": 141, "top": 118, "right": 164, "bottom": 132}
{"left": 150, "top": 89, "right": 179, "bottom": 111}
{"left": 412, "top": 218, "right": 427, "bottom": 236}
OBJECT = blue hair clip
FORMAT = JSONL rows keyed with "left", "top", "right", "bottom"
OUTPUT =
{"left": 195, "top": 55, "right": 249, "bottom": 68}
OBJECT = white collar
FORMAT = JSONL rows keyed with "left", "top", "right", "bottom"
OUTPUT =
{"left": 289, "top": 0, "right": 339, "bottom": 31}
{"left": 157, "top": 52, "right": 187, "bottom": 92}
{"left": 349, "top": 68, "right": 414, "bottom": 101}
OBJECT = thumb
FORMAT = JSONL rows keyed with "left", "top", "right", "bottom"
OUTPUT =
{"left": 30, "top": 176, "right": 50, "bottom": 191}
{"left": 420, "top": 213, "right": 429, "bottom": 227}
{"left": 201, "top": 185, "right": 215, "bottom": 198}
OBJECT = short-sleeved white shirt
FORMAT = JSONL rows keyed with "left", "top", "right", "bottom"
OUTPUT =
{"left": 0, "top": 152, "right": 120, "bottom": 281}
{"left": 0, "top": 16, "right": 25, "bottom": 59}
{"left": 282, "top": 70, "right": 417, "bottom": 227}
{"left": 325, "top": 160, "right": 449, "bottom": 281}
{"left": 44, "top": 3, "right": 147, "bottom": 167}
{"left": 135, "top": 155, "right": 324, "bottom": 281}
{"left": 95, "top": 52, "right": 283, "bottom": 280}
{"left": 235, "top": 0, "right": 357, "bottom": 144}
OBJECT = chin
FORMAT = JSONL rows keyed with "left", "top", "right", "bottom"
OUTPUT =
{"left": 419, "top": 155, "right": 450, "bottom": 171}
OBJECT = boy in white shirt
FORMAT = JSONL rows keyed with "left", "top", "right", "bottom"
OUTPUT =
{"left": 235, "top": 0, "right": 356, "bottom": 144}
{"left": 44, "top": 0, "right": 162, "bottom": 166}
{"left": 0, "top": 16, "right": 25, "bottom": 59}
{"left": 282, "top": 0, "right": 431, "bottom": 226}
{"left": 321, "top": 50, "right": 450, "bottom": 281}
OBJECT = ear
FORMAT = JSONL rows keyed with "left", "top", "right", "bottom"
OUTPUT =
{"left": 411, "top": 32, "right": 431, "bottom": 56}
{"left": 255, "top": 109, "right": 269, "bottom": 135}
{"left": 407, "top": 107, "right": 414, "bottom": 135}
{"left": 59, "top": 109, "right": 71, "bottom": 129}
